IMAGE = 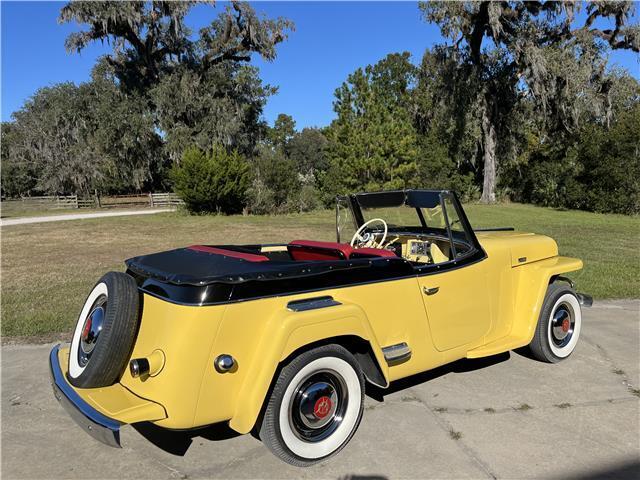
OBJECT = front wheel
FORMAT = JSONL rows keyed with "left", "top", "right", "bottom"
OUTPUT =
{"left": 529, "top": 284, "right": 582, "bottom": 363}
{"left": 259, "top": 344, "right": 365, "bottom": 467}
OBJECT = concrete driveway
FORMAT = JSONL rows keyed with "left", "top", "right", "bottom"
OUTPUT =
{"left": 2, "top": 300, "right": 638, "bottom": 479}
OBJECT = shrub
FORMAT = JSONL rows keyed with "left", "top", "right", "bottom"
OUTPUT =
{"left": 172, "top": 145, "right": 249, "bottom": 214}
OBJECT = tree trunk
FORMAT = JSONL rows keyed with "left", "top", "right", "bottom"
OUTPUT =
{"left": 480, "top": 108, "right": 497, "bottom": 203}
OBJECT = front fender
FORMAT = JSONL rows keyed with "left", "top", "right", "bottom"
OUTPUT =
{"left": 228, "top": 300, "right": 386, "bottom": 434}
{"left": 511, "top": 255, "right": 584, "bottom": 344}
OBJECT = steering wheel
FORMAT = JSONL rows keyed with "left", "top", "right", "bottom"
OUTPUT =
{"left": 350, "top": 218, "right": 388, "bottom": 249}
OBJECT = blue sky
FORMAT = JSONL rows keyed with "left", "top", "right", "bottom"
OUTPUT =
{"left": 2, "top": 1, "right": 639, "bottom": 128}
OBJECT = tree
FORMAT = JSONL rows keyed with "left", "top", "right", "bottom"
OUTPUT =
{"left": 88, "top": 62, "right": 167, "bottom": 192}
{"left": 172, "top": 145, "right": 249, "bottom": 213}
{"left": 575, "top": 102, "right": 640, "bottom": 214}
{"left": 59, "top": 1, "right": 293, "bottom": 93}
{"left": 288, "top": 127, "right": 329, "bottom": 179}
{"left": 152, "top": 63, "right": 273, "bottom": 161}
{"left": 247, "top": 144, "right": 300, "bottom": 213}
{"left": 5, "top": 83, "right": 102, "bottom": 195}
{"left": 60, "top": 1, "right": 294, "bottom": 161}
{"left": 3, "top": 70, "right": 165, "bottom": 196}
{"left": 420, "top": 1, "right": 640, "bottom": 202}
{"left": 268, "top": 113, "right": 297, "bottom": 151}
{"left": 1, "top": 123, "right": 37, "bottom": 197}
{"left": 323, "top": 53, "right": 421, "bottom": 199}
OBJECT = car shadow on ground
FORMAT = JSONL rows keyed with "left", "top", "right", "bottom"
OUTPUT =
{"left": 366, "top": 352, "right": 511, "bottom": 401}
{"left": 132, "top": 352, "right": 511, "bottom": 456}
{"left": 132, "top": 421, "right": 242, "bottom": 456}
{"left": 564, "top": 460, "right": 640, "bottom": 480}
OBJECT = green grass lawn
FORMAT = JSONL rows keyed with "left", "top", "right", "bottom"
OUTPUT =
{"left": 1, "top": 203, "right": 638, "bottom": 338}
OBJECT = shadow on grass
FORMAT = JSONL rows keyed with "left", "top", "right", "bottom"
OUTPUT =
{"left": 366, "top": 352, "right": 511, "bottom": 401}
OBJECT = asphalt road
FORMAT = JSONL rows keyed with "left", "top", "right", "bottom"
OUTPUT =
{"left": 2, "top": 300, "right": 639, "bottom": 479}
{"left": 0, "top": 209, "right": 173, "bottom": 227}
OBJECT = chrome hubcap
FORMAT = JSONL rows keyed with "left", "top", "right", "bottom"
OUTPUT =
{"left": 551, "top": 302, "right": 574, "bottom": 347}
{"left": 289, "top": 370, "right": 348, "bottom": 442}
{"left": 78, "top": 296, "right": 106, "bottom": 367}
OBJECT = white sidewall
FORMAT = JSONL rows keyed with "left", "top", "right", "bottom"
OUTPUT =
{"left": 279, "top": 356, "right": 361, "bottom": 459}
{"left": 68, "top": 282, "right": 108, "bottom": 378}
{"left": 547, "top": 293, "right": 581, "bottom": 358}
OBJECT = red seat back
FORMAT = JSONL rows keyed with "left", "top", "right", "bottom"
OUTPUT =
{"left": 288, "top": 240, "right": 353, "bottom": 261}
{"left": 288, "top": 240, "right": 396, "bottom": 261}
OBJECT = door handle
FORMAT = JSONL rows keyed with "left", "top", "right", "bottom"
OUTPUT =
{"left": 423, "top": 286, "right": 439, "bottom": 295}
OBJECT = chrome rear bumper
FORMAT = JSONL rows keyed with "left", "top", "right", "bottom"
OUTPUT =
{"left": 49, "top": 344, "right": 122, "bottom": 448}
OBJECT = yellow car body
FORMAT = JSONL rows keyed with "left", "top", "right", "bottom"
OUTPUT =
{"left": 50, "top": 189, "right": 590, "bottom": 462}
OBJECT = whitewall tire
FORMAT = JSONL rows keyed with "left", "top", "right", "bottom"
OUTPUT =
{"left": 259, "top": 344, "right": 365, "bottom": 466}
{"left": 69, "top": 282, "right": 109, "bottom": 379}
{"left": 67, "top": 272, "right": 139, "bottom": 388}
{"left": 529, "top": 284, "right": 582, "bottom": 363}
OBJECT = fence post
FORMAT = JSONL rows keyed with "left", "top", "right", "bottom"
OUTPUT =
{"left": 94, "top": 189, "right": 101, "bottom": 208}
{"left": 149, "top": 193, "right": 154, "bottom": 208}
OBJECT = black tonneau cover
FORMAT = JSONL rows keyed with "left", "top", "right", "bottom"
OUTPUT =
{"left": 125, "top": 247, "right": 410, "bottom": 286}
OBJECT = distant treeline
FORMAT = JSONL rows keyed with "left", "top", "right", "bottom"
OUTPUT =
{"left": 2, "top": 1, "right": 639, "bottom": 214}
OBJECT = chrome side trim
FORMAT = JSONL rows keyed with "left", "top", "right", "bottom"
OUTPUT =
{"left": 576, "top": 292, "right": 593, "bottom": 307}
{"left": 287, "top": 296, "right": 342, "bottom": 312}
{"left": 49, "top": 344, "right": 122, "bottom": 448}
{"left": 382, "top": 342, "right": 411, "bottom": 364}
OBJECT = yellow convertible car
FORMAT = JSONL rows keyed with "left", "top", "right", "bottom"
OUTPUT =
{"left": 50, "top": 189, "right": 591, "bottom": 466}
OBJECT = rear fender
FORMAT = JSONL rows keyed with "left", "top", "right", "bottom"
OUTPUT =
{"left": 228, "top": 300, "right": 387, "bottom": 434}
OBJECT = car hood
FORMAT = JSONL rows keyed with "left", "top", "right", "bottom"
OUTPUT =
{"left": 475, "top": 231, "right": 558, "bottom": 267}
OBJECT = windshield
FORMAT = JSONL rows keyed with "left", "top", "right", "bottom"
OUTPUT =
{"left": 360, "top": 205, "right": 423, "bottom": 228}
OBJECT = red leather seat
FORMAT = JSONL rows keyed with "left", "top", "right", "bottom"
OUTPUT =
{"left": 288, "top": 240, "right": 396, "bottom": 261}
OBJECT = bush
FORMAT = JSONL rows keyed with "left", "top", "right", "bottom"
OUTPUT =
{"left": 572, "top": 106, "right": 640, "bottom": 215}
{"left": 245, "top": 145, "right": 324, "bottom": 214}
{"left": 516, "top": 104, "right": 640, "bottom": 215}
{"left": 172, "top": 145, "right": 249, "bottom": 214}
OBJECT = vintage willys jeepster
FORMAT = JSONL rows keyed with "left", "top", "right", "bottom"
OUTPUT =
{"left": 50, "top": 189, "right": 591, "bottom": 466}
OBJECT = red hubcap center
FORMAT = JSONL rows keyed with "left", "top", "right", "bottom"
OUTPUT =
{"left": 81, "top": 317, "right": 92, "bottom": 341}
{"left": 313, "top": 396, "right": 332, "bottom": 419}
{"left": 561, "top": 318, "right": 570, "bottom": 332}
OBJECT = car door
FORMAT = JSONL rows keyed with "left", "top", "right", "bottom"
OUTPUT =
{"left": 418, "top": 260, "right": 491, "bottom": 351}
{"left": 417, "top": 193, "right": 492, "bottom": 351}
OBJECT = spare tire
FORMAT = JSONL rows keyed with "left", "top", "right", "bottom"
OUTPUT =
{"left": 68, "top": 272, "right": 140, "bottom": 388}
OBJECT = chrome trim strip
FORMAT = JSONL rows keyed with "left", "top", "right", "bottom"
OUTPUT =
{"left": 576, "top": 292, "right": 593, "bottom": 307}
{"left": 287, "top": 296, "right": 342, "bottom": 312}
{"left": 382, "top": 342, "right": 411, "bottom": 364}
{"left": 49, "top": 344, "right": 121, "bottom": 448}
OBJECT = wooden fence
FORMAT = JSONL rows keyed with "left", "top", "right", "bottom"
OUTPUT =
{"left": 149, "top": 192, "right": 184, "bottom": 207}
{"left": 2, "top": 193, "right": 183, "bottom": 212}
{"left": 99, "top": 194, "right": 151, "bottom": 209}
{"left": 2, "top": 195, "right": 79, "bottom": 210}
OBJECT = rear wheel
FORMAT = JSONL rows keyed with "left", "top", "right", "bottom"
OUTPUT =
{"left": 529, "top": 284, "right": 582, "bottom": 363}
{"left": 259, "top": 344, "right": 365, "bottom": 466}
{"left": 68, "top": 272, "right": 139, "bottom": 388}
